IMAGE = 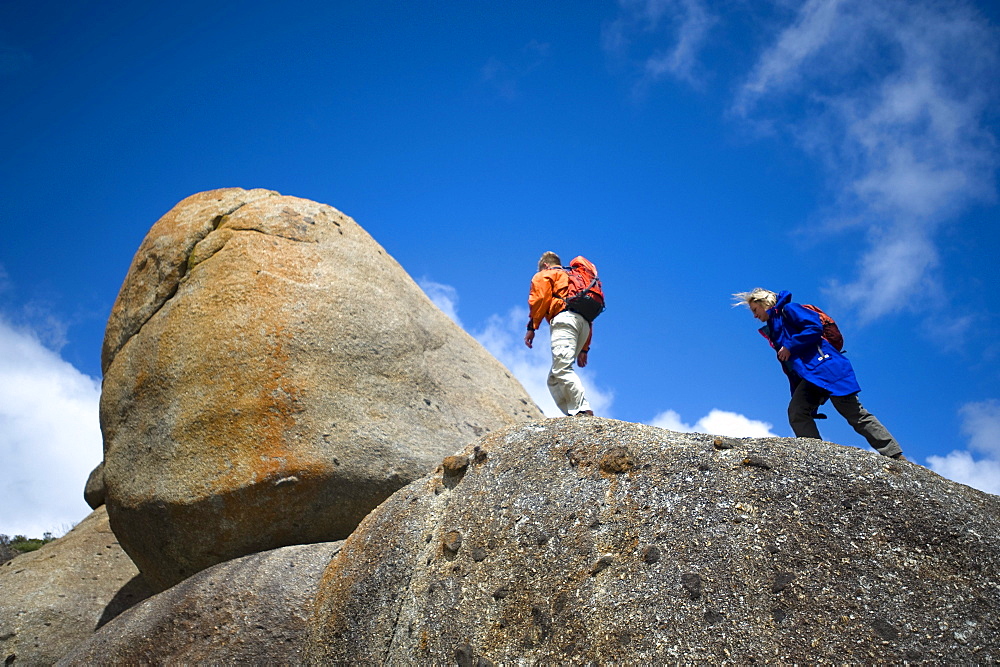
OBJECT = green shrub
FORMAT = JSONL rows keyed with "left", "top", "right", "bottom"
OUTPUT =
{"left": 13, "top": 539, "right": 46, "bottom": 553}
{"left": 0, "top": 533, "right": 56, "bottom": 554}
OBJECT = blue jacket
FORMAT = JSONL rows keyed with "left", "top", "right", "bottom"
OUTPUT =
{"left": 761, "top": 291, "right": 861, "bottom": 397}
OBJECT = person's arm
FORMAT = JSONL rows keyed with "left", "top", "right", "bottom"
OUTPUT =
{"left": 524, "top": 272, "right": 552, "bottom": 348}
{"left": 778, "top": 304, "right": 823, "bottom": 358}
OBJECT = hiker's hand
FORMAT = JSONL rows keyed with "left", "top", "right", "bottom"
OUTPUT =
{"left": 777, "top": 346, "right": 790, "bottom": 361}
{"left": 524, "top": 329, "right": 535, "bottom": 348}
{"left": 577, "top": 350, "right": 588, "bottom": 367}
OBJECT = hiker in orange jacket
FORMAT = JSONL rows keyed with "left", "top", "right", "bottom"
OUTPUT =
{"left": 524, "top": 251, "right": 594, "bottom": 417}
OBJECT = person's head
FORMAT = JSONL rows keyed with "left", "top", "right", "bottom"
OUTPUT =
{"left": 733, "top": 288, "right": 777, "bottom": 322}
{"left": 538, "top": 251, "right": 561, "bottom": 272}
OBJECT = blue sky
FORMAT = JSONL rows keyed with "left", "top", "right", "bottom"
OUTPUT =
{"left": 1, "top": 0, "right": 998, "bottom": 537}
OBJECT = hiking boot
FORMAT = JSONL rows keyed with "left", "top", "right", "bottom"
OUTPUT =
{"left": 574, "top": 410, "right": 594, "bottom": 417}
{"left": 891, "top": 453, "right": 908, "bottom": 461}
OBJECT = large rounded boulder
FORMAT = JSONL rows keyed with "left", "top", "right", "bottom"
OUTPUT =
{"left": 308, "top": 419, "right": 1000, "bottom": 664}
{"left": 100, "top": 188, "right": 541, "bottom": 591}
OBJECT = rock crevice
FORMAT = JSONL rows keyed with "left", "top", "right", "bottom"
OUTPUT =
{"left": 101, "top": 189, "right": 278, "bottom": 372}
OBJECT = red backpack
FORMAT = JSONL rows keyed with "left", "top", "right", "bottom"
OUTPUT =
{"left": 559, "top": 256, "right": 605, "bottom": 322}
{"left": 801, "top": 304, "right": 844, "bottom": 351}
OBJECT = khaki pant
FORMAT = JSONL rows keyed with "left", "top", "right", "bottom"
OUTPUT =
{"left": 547, "top": 310, "right": 591, "bottom": 416}
{"left": 788, "top": 380, "right": 903, "bottom": 457}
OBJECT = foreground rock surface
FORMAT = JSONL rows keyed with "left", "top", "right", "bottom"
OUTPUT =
{"left": 59, "top": 541, "right": 342, "bottom": 666}
{"left": 100, "top": 188, "right": 541, "bottom": 591}
{"left": 309, "top": 419, "right": 1000, "bottom": 664}
{"left": 0, "top": 508, "right": 152, "bottom": 666}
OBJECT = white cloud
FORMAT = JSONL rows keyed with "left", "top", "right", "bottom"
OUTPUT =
{"left": 474, "top": 306, "right": 614, "bottom": 418}
{"left": 734, "top": 0, "right": 845, "bottom": 116}
{"left": 927, "top": 400, "right": 1000, "bottom": 495}
{"left": 643, "top": 0, "right": 715, "bottom": 85}
{"left": 649, "top": 408, "right": 777, "bottom": 437}
{"left": 603, "top": 0, "right": 716, "bottom": 87}
{"left": 959, "top": 400, "right": 1000, "bottom": 457}
{"left": 926, "top": 451, "right": 1000, "bottom": 496}
{"left": 419, "top": 278, "right": 463, "bottom": 328}
{"left": 735, "top": 0, "right": 999, "bottom": 321}
{"left": 830, "top": 232, "right": 939, "bottom": 319}
{"left": 0, "top": 317, "right": 102, "bottom": 538}
{"left": 480, "top": 40, "right": 552, "bottom": 101}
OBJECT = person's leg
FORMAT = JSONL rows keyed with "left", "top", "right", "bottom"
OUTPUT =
{"left": 829, "top": 393, "right": 903, "bottom": 458}
{"left": 787, "top": 380, "right": 826, "bottom": 439}
{"left": 547, "top": 311, "right": 591, "bottom": 416}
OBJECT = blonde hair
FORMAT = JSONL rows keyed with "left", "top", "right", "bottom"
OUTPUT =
{"left": 732, "top": 288, "right": 777, "bottom": 309}
{"left": 538, "top": 251, "right": 561, "bottom": 272}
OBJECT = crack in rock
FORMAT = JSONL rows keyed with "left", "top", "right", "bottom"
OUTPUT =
{"left": 104, "top": 199, "right": 255, "bottom": 372}
{"left": 222, "top": 225, "right": 321, "bottom": 245}
{"left": 106, "top": 195, "right": 333, "bottom": 371}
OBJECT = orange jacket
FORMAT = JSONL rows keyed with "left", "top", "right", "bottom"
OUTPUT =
{"left": 527, "top": 268, "right": 593, "bottom": 350}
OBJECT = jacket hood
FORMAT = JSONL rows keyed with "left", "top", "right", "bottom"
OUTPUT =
{"left": 774, "top": 290, "right": 792, "bottom": 311}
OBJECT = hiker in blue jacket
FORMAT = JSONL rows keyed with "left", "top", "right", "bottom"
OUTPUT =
{"left": 734, "top": 288, "right": 907, "bottom": 460}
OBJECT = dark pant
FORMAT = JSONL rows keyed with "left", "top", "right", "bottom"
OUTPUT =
{"left": 787, "top": 380, "right": 903, "bottom": 457}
